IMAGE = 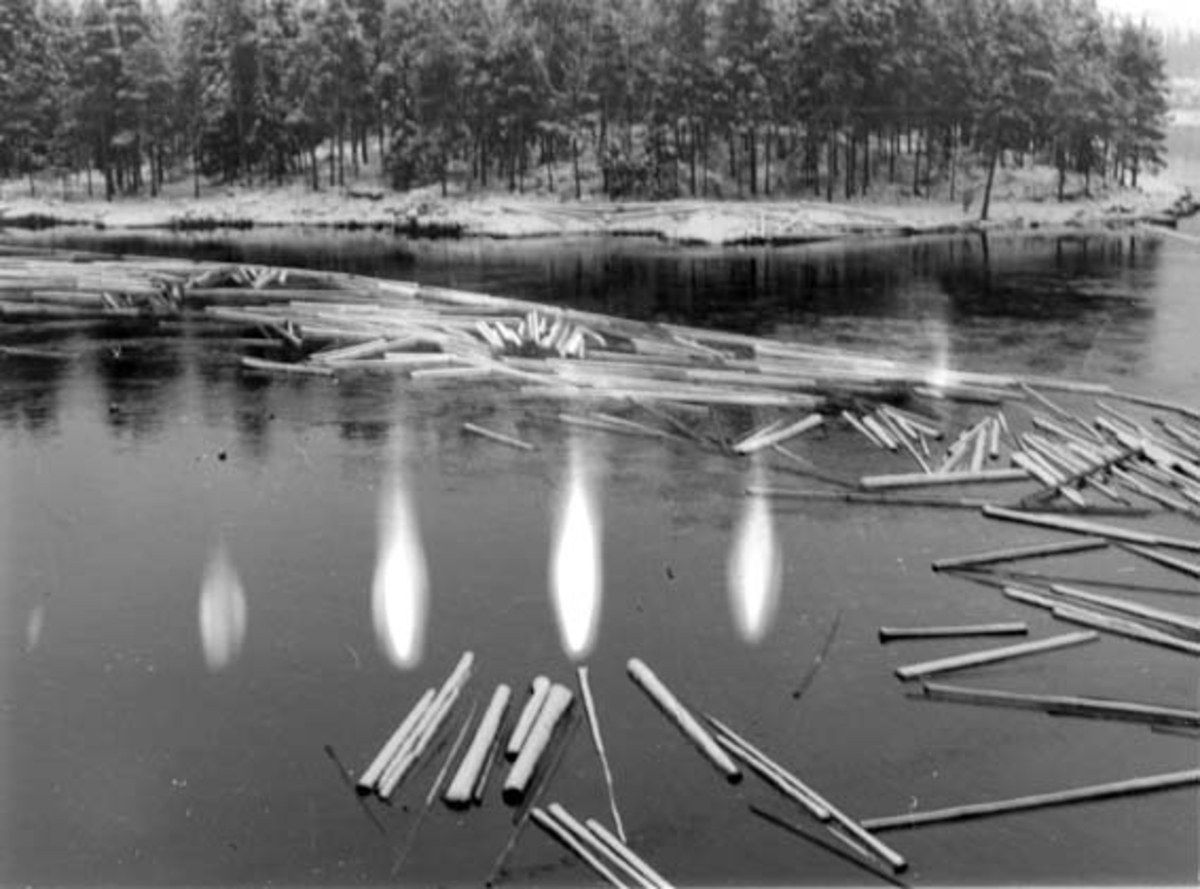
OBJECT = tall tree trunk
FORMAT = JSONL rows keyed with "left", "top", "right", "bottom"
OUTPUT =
{"left": 862, "top": 129, "right": 869, "bottom": 194}
{"left": 689, "top": 120, "right": 697, "bottom": 196}
{"left": 980, "top": 135, "right": 1000, "bottom": 222}
{"left": 311, "top": 146, "right": 319, "bottom": 191}
{"left": 573, "top": 137, "right": 581, "bottom": 200}
{"left": 764, "top": 125, "right": 771, "bottom": 197}
{"left": 748, "top": 126, "right": 757, "bottom": 197}
{"left": 912, "top": 130, "right": 921, "bottom": 197}
{"left": 827, "top": 128, "right": 836, "bottom": 202}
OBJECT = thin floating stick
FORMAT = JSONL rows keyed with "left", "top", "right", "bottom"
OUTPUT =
{"left": 626, "top": 658, "right": 740, "bottom": 783}
{"left": 578, "top": 665, "right": 626, "bottom": 842}
{"left": 1051, "top": 603, "right": 1200, "bottom": 656}
{"left": 878, "top": 623, "right": 1028, "bottom": 642}
{"left": 861, "top": 769, "right": 1200, "bottom": 832}
{"left": 462, "top": 421, "right": 535, "bottom": 451}
{"left": 241, "top": 355, "right": 334, "bottom": 376}
{"left": 931, "top": 537, "right": 1108, "bottom": 572}
{"left": 894, "top": 631, "right": 1100, "bottom": 681}
{"left": 920, "top": 681, "right": 1200, "bottom": 728}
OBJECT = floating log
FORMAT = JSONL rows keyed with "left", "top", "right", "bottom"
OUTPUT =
{"left": 861, "top": 414, "right": 899, "bottom": 451}
{"left": 586, "top": 818, "right": 675, "bottom": 889}
{"left": 747, "top": 488, "right": 1146, "bottom": 515}
{"left": 843, "top": 411, "right": 886, "bottom": 448}
{"left": 356, "top": 688, "right": 436, "bottom": 795}
{"left": 920, "top": 681, "right": 1200, "bottom": 727}
{"left": 931, "top": 537, "right": 1108, "bottom": 571}
{"left": 1048, "top": 583, "right": 1200, "bottom": 638}
{"left": 1122, "top": 543, "right": 1200, "bottom": 581}
{"left": 531, "top": 807, "right": 631, "bottom": 889}
{"left": 982, "top": 506, "right": 1200, "bottom": 552}
{"left": 547, "top": 804, "right": 651, "bottom": 889}
{"left": 878, "top": 623, "right": 1028, "bottom": 642}
{"left": 240, "top": 355, "right": 334, "bottom": 376}
{"left": 444, "top": 684, "right": 511, "bottom": 808}
{"left": 1052, "top": 603, "right": 1200, "bottom": 656}
{"left": 860, "top": 468, "right": 1029, "bottom": 491}
{"left": 705, "top": 720, "right": 907, "bottom": 872}
{"left": 733, "top": 413, "right": 824, "bottom": 454}
{"left": 378, "top": 652, "right": 475, "bottom": 799}
{"left": 1109, "top": 390, "right": 1200, "bottom": 424}
{"left": 1012, "top": 452, "right": 1088, "bottom": 508}
{"left": 626, "top": 658, "right": 740, "bottom": 783}
{"left": 861, "top": 769, "right": 1200, "bottom": 832}
{"left": 705, "top": 715, "right": 831, "bottom": 821}
{"left": 462, "top": 421, "right": 535, "bottom": 451}
{"left": 503, "top": 683, "right": 574, "bottom": 804}
{"left": 507, "top": 676, "right": 551, "bottom": 760}
{"left": 893, "top": 631, "right": 1099, "bottom": 681}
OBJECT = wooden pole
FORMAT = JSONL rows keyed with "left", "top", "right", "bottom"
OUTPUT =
{"left": 894, "top": 631, "right": 1099, "bottom": 681}
{"left": 626, "top": 658, "right": 741, "bottom": 783}
{"left": 878, "top": 623, "right": 1028, "bottom": 642}
{"left": 503, "top": 684, "right": 575, "bottom": 804}
{"left": 1052, "top": 603, "right": 1200, "bottom": 656}
{"left": 507, "top": 676, "right": 551, "bottom": 760}
{"left": 444, "top": 684, "right": 511, "bottom": 808}
{"left": 920, "top": 681, "right": 1200, "bottom": 727}
{"left": 578, "top": 665, "right": 626, "bottom": 843}
{"left": 356, "top": 688, "right": 435, "bottom": 794}
{"left": 734, "top": 413, "right": 824, "bottom": 454}
{"left": 861, "top": 769, "right": 1200, "bottom": 831}
{"left": 931, "top": 537, "right": 1108, "bottom": 572}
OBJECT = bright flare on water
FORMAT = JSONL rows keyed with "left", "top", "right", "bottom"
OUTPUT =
{"left": 550, "top": 446, "right": 602, "bottom": 661}
{"left": 727, "top": 464, "right": 782, "bottom": 644}
{"left": 372, "top": 472, "right": 429, "bottom": 669}
{"left": 198, "top": 540, "right": 248, "bottom": 672}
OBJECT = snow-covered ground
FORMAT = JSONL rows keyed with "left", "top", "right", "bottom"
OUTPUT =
{"left": 0, "top": 173, "right": 1190, "bottom": 246}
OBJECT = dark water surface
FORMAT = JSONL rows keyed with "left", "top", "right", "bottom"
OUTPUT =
{"left": 1, "top": 226, "right": 1197, "bottom": 886}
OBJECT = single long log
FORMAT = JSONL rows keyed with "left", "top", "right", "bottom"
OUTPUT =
{"left": 1122, "top": 543, "right": 1200, "bottom": 581}
{"left": 861, "top": 468, "right": 1029, "bottom": 491}
{"left": 585, "top": 818, "right": 675, "bottom": 889}
{"left": 878, "top": 623, "right": 1028, "bottom": 642}
{"left": 894, "top": 631, "right": 1099, "bottom": 681}
{"left": 931, "top": 538, "right": 1109, "bottom": 571}
{"left": 462, "top": 422, "right": 535, "bottom": 451}
{"left": 982, "top": 505, "right": 1200, "bottom": 552}
{"left": 507, "top": 676, "right": 551, "bottom": 760}
{"left": 734, "top": 413, "right": 824, "bottom": 454}
{"left": 861, "top": 769, "right": 1200, "bottom": 831}
{"left": 920, "top": 681, "right": 1200, "bottom": 727}
{"left": 627, "top": 658, "right": 740, "bottom": 783}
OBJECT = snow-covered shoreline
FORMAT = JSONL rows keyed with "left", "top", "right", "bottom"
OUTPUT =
{"left": 0, "top": 176, "right": 1192, "bottom": 246}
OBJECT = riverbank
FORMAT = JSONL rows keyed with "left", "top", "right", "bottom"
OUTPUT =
{"left": 0, "top": 171, "right": 1193, "bottom": 245}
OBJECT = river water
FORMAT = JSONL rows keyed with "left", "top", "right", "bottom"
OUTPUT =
{"left": 0, "top": 224, "right": 1197, "bottom": 886}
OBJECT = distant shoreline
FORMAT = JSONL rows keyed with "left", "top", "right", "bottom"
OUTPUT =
{"left": 0, "top": 178, "right": 1193, "bottom": 247}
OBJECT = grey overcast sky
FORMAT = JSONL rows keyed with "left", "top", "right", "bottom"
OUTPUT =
{"left": 1096, "top": 0, "right": 1200, "bottom": 32}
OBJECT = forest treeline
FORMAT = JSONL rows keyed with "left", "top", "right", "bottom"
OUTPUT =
{"left": 0, "top": 0, "right": 1171, "bottom": 211}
